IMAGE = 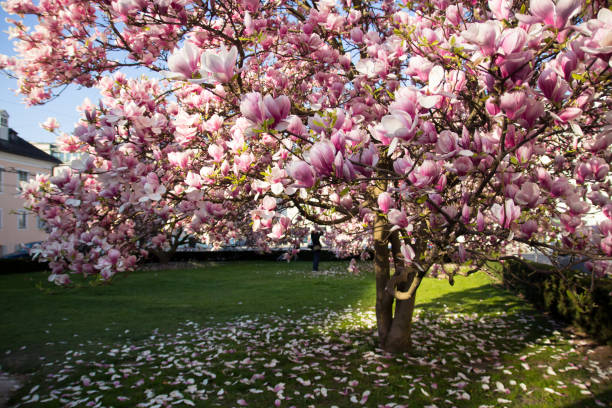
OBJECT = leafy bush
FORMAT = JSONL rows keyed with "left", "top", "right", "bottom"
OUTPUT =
{"left": 500, "top": 260, "right": 612, "bottom": 345}
{"left": 0, "top": 258, "right": 48, "bottom": 274}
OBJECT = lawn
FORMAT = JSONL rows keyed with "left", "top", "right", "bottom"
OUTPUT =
{"left": 0, "top": 260, "right": 610, "bottom": 407}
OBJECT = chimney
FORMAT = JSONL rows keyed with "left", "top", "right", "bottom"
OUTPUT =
{"left": 0, "top": 110, "right": 8, "bottom": 141}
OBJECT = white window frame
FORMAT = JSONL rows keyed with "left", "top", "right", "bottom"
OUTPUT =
{"left": 17, "top": 211, "right": 27, "bottom": 230}
{"left": 37, "top": 216, "right": 46, "bottom": 230}
{"left": 16, "top": 170, "right": 29, "bottom": 192}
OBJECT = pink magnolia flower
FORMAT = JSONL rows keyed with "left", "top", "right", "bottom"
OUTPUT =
{"left": 409, "top": 160, "right": 440, "bottom": 188}
{"left": 400, "top": 243, "right": 416, "bottom": 263}
{"left": 555, "top": 50, "right": 578, "bottom": 81}
{"left": 477, "top": 209, "right": 485, "bottom": 231}
{"left": 240, "top": 92, "right": 266, "bottom": 125}
{"left": 286, "top": 160, "right": 315, "bottom": 188}
{"left": 355, "top": 58, "right": 387, "bottom": 78}
{"left": 48, "top": 273, "right": 71, "bottom": 286}
{"left": 453, "top": 156, "right": 473, "bottom": 176}
{"left": 263, "top": 94, "right": 291, "bottom": 126}
{"left": 168, "top": 151, "right": 192, "bottom": 169}
{"left": 601, "top": 233, "right": 612, "bottom": 256}
{"left": 244, "top": 11, "right": 255, "bottom": 35}
{"left": 393, "top": 157, "right": 413, "bottom": 175}
{"left": 139, "top": 173, "right": 166, "bottom": 202}
{"left": 167, "top": 42, "right": 200, "bottom": 80}
{"left": 552, "top": 107, "right": 582, "bottom": 123}
{"left": 491, "top": 199, "right": 521, "bottom": 228}
{"left": 267, "top": 222, "right": 285, "bottom": 240}
{"left": 200, "top": 45, "right": 238, "bottom": 83}
{"left": 517, "top": 0, "right": 582, "bottom": 29}
{"left": 565, "top": 195, "right": 590, "bottom": 215}
{"left": 500, "top": 91, "right": 527, "bottom": 120}
{"left": 599, "top": 219, "right": 612, "bottom": 237}
{"left": 488, "top": 0, "right": 512, "bottom": 20}
{"left": 203, "top": 114, "right": 223, "bottom": 132}
{"left": 185, "top": 171, "right": 203, "bottom": 190}
{"left": 520, "top": 97, "right": 545, "bottom": 128}
{"left": 446, "top": 5, "right": 462, "bottom": 26}
{"left": 499, "top": 27, "right": 527, "bottom": 54}
{"left": 388, "top": 209, "right": 411, "bottom": 229}
{"left": 286, "top": 115, "right": 306, "bottom": 135}
{"left": 405, "top": 55, "right": 434, "bottom": 82}
{"left": 241, "top": 0, "right": 259, "bottom": 12}
{"left": 535, "top": 167, "right": 553, "bottom": 190}
{"left": 461, "top": 21, "right": 501, "bottom": 56}
{"left": 514, "top": 182, "right": 541, "bottom": 208}
{"left": 581, "top": 9, "right": 612, "bottom": 56}
{"left": 40, "top": 117, "right": 60, "bottom": 132}
{"left": 590, "top": 158, "right": 609, "bottom": 180}
{"left": 461, "top": 204, "right": 471, "bottom": 224}
{"left": 208, "top": 144, "right": 224, "bottom": 162}
{"left": 350, "top": 27, "right": 364, "bottom": 43}
{"left": 538, "top": 69, "right": 569, "bottom": 102}
{"left": 308, "top": 141, "right": 335, "bottom": 176}
{"left": 516, "top": 143, "right": 534, "bottom": 164}
{"left": 234, "top": 152, "right": 254, "bottom": 173}
{"left": 380, "top": 110, "right": 418, "bottom": 142}
{"left": 550, "top": 176, "right": 571, "bottom": 197}
{"left": 334, "top": 152, "right": 356, "bottom": 180}
{"left": 436, "top": 130, "right": 459, "bottom": 158}
{"left": 520, "top": 219, "right": 539, "bottom": 238}
{"left": 377, "top": 192, "right": 393, "bottom": 214}
{"left": 262, "top": 196, "right": 277, "bottom": 211}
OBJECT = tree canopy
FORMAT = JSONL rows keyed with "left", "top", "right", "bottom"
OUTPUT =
{"left": 3, "top": 0, "right": 611, "bottom": 350}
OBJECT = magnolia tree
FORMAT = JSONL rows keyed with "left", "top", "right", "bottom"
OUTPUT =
{"left": 3, "top": 0, "right": 612, "bottom": 352}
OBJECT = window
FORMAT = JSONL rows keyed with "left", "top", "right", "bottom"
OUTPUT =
{"left": 17, "top": 170, "right": 28, "bottom": 191}
{"left": 17, "top": 211, "right": 27, "bottom": 229}
{"left": 37, "top": 216, "right": 46, "bottom": 230}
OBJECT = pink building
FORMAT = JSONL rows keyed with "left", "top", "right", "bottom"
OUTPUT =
{"left": 0, "top": 110, "right": 61, "bottom": 256}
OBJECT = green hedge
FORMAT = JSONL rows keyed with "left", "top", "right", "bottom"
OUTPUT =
{"left": 500, "top": 259, "right": 612, "bottom": 345}
{"left": 0, "top": 258, "right": 49, "bottom": 274}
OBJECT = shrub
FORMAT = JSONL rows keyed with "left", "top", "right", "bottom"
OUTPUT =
{"left": 500, "top": 260, "right": 612, "bottom": 345}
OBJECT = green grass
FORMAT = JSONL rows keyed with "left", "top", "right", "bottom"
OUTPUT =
{"left": 1, "top": 261, "right": 610, "bottom": 407}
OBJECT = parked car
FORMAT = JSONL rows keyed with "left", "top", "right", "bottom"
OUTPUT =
{"left": 1, "top": 241, "right": 42, "bottom": 259}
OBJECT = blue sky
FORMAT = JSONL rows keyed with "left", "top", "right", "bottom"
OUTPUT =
{"left": 0, "top": 8, "right": 109, "bottom": 143}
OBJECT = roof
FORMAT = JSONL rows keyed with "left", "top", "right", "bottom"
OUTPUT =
{"left": 0, "top": 129, "right": 62, "bottom": 165}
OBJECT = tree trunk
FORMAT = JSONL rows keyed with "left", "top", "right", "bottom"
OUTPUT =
{"left": 154, "top": 250, "right": 172, "bottom": 264}
{"left": 373, "top": 218, "right": 417, "bottom": 353}
{"left": 374, "top": 215, "right": 394, "bottom": 347}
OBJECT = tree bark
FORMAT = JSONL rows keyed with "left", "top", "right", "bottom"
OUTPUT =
{"left": 374, "top": 215, "right": 394, "bottom": 347}
{"left": 373, "top": 221, "right": 417, "bottom": 353}
{"left": 384, "top": 230, "right": 417, "bottom": 352}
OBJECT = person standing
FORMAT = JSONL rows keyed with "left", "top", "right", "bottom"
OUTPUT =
{"left": 310, "top": 228, "right": 322, "bottom": 272}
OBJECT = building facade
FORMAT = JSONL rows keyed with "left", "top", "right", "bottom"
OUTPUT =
{"left": 0, "top": 110, "right": 61, "bottom": 256}
{"left": 31, "top": 142, "right": 85, "bottom": 172}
